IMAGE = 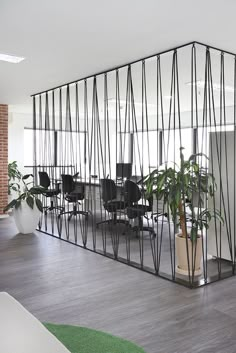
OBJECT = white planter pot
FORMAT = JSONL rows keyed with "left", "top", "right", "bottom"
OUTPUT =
{"left": 8, "top": 194, "right": 14, "bottom": 203}
{"left": 13, "top": 200, "right": 40, "bottom": 234}
{"left": 7, "top": 194, "right": 14, "bottom": 214}
{"left": 175, "top": 233, "right": 202, "bottom": 276}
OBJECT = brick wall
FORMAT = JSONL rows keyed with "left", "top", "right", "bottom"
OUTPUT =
{"left": 0, "top": 105, "right": 8, "bottom": 214}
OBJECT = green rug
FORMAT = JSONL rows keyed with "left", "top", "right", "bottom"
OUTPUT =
{"left": 44, "top": 323, "right": 146, "bottom": 353}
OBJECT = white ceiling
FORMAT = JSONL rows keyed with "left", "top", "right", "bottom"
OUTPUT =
{"left": 1, "top": 0, "right": 236, "bottom": 106}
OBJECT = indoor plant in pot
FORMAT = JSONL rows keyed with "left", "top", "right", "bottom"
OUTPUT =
{"left": 8, "top": 161, "right": 22, "bottom": 201}
{"left": 4, "top": 174, "right": 44, "bottom": 234}
{"left": 144, "top": 147, "right": 223, "bottom": 276}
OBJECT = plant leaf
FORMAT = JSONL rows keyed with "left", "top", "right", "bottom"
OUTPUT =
{"left": 29, "top": 186, "right": 45, "bottom": 194}
{"left": 15, "top": 200, "right": 21, "bottom": 209}
{"left": 3, "top": 199, "right": 17, "bottom": 212}
{"left": 190, "top": 227, "right": 198, "bottom": 242}
{"left": 22, "top": 174, "right": 33, "bottom": 180}
{"left": 26, "top": 195, "right": 34, "bottom": 209}
{"left": 188, "top": 152, "right": 209, "bottom": 162}
{"left": 35, "top": 198, "right": 43, "bottom": 212}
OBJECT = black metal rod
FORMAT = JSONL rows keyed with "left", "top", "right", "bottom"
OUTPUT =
{"left": 31, "top": 41, "right": 199, "bottom": 97}
{"left": 32, "top": 40, "right": 236, "bottom": 288}
{"left": 195, "top": 41, "right": 236, "bottom": 57}
{"left": 31, "top": 41, "right": 236, "bottom": 98}
{"left": 37, "top": 228, "right": 236, "bottom": 289}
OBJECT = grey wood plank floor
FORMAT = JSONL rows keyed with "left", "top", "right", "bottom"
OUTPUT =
{"left": 1, "top": 217, "right": 236, "bottom": 353}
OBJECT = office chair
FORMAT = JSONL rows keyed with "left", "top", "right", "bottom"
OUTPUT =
{"left": 58, "top": 174, "right": 88, "bottom": 222}
{"left": 38, "top": 171, "right": 63, "bottom": 214}
{"left": 124, "top": 179, "right": 156, "bottom": 238}
{"left": 96, "top": 178, "right": 129, "bottom": 228}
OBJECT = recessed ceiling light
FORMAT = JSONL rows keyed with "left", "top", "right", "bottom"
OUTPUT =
{"left": 0, "top": 53, "right": 25, "bottom": 64}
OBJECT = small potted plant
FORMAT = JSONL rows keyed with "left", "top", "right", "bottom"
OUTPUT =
{"left": 144, "top": 148, "right": 224, "bottom": 276}
{"left": 8, "top": 161, "right": 22, "bottom": 201}
{"left": 4, "top": 174, "right": 44, "bottom": 234}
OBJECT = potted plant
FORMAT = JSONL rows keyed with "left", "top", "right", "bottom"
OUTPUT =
{"left": 8, "top": 161, "right": 22, "bottom": 200}
{"left": 144, "top": 147, "right": 223, "bottom": 276}
{"left": 4, "top": 174, "right": 44, "bottom": 234}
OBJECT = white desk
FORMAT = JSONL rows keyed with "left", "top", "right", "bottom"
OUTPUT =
{"left": 0, "top": 292, "right": 70, "bottom": 353}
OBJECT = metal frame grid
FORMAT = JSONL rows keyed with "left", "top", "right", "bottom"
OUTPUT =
{"left": 30, "top": 41, "right": 236, "bottom": 288}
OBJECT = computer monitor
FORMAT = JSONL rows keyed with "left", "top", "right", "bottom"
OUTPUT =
{"left": 116, "top": 163, "right": 132, "bottom": 179}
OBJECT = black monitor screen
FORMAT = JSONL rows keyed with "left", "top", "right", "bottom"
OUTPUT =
{"left": 116, "top": 163, "right": 132, "bottom": 179}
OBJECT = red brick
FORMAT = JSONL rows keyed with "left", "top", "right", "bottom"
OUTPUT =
{"left": 0, "top": 104, "right": 8, "bottom": 214}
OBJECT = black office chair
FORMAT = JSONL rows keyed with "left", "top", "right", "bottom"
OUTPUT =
{"left": 124, "top": 179, "right": 156, "bottom": 238}
{"left": 38, "top": 171, "right": 63, "bottom": 214}
{"left": 58, "top": 174, "right": 88, "bottom": 222}
{"left": 96, "top": 179, "right": 129, "bottom": 228}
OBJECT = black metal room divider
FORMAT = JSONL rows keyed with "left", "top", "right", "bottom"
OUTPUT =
{"left": 30, "top": 41, "right": 236, "bottom": 288}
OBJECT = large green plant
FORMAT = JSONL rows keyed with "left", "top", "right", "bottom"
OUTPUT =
{"left": 8, "top": 161, "right": 22, "bottom": 195}
{"left": 144, "top": 148, "right": 223, "bottom": 241}
{"left": 4, "top": 174, "right": 44, "bottom": 213}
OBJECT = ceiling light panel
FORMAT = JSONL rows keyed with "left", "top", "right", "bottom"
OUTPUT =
{"left": 0, "top": 53, "right": 25, "bottom": 63}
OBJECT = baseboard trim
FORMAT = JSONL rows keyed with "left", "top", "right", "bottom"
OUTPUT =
{"left": 0, "top": 214, "right": 9, "bottom": 219}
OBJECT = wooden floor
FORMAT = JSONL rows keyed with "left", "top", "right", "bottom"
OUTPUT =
{"left": 1, "top": 217, "right": 236, "bottom": 353}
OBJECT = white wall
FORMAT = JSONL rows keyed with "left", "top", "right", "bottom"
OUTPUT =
{"left": 8, "top": 106, "right": 33, "bottom": 176}
{"left": 208, "top": 131, "right": 235, "bottom": 261}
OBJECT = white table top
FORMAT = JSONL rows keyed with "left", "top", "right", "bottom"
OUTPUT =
{"left": 0, "top": 292, "right": 70, "bottom": 353}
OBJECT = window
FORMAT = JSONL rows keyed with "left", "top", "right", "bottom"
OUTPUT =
{"left": 57, "top": 131, "right": 85, "bottom": 175}
{"left": 133, "top": 131, "right": 158, "bottom": 175}
{"left": 163, "top": 128, "right": 193, "bottom": 167}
